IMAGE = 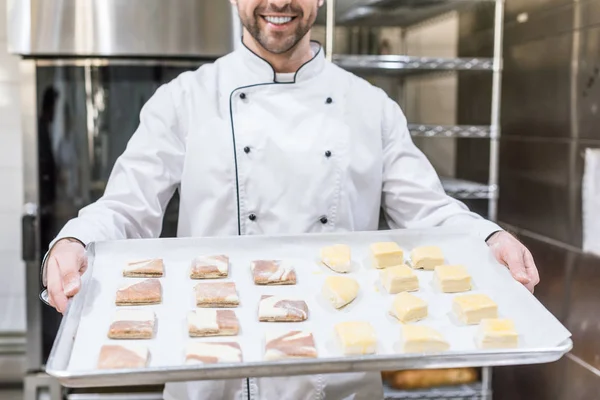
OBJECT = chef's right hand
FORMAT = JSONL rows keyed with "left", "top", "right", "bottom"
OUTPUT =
{"left": 46, "top": 238, "right": 88, "bottom": 314}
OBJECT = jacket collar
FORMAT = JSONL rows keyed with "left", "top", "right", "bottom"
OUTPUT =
{"left": 236, "top": 40, "right": 325, "bottom": 84}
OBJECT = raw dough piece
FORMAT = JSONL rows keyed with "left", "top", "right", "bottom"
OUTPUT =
{"left": 115, "top": 279, "right": 162, "bottom": 305}
{"left": 433, "top": 265, "right": 472, "bottom": 293}
{"left": 264, "top": 331, "right": 318, "bottom": 360}
{"left": 185, "top": 342, "right": 242, "bottom": 364}
{"left": 251, "top": 260, "right": 297, "bottom": 285}
{"left": 123, "top": 259, "right": 164, "bottom": 277}
{"left": 476, "top": 319, "right": 518, "bottom": 349}
{"left": 188, "top": 309, "right": 239, "bottom": 337}
{"left": 380, "top": 265, "right": 419, "bottom": 294}
{"left": 370, "top": 242, "right": 404, "bottom": 269}
{"left": 389, "top": 292, "right": 428, "bottom": 323}
{"left": 97, "top": 344, "right": 149, "bottom": 369}
{"left": 190, "top": 255, "right": 229, "bottom": 279}
{"left": 108, "top": 309, "right": 156, "bottom": 339}
{"left": 320, "top": 244, "right": 352, "bottom": 273}
{"left": 258, "top": 295, "right": 308, "bottom": 322}
{"left": 335, "top": 321, "right": 377, "bottom": 355}
{"left": 452, "top": 293, "right": 498, "bottom": 325}
{"left": 194, "top": 282, "right": 239, "bottom": 307}
{"left": 322, "top": 276, "right": 359, "bottom": 309}
{"left": 401, "top": 325, "right": 450, "bottom": 353}
{"left": 410, "top": 246, "right": 444, "bottom": 270}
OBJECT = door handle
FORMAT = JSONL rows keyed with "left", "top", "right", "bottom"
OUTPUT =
{"left": 22, "top": 202, "right": 38, "bottom": 263}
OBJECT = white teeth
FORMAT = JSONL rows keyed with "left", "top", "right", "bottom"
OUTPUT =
{"left": 265, "top": 16, "right": 293, "bottom": 25}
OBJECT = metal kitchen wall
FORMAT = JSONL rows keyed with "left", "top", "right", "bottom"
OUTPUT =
{"left": 457, "top": 0, "right": 600, "bottom": 398}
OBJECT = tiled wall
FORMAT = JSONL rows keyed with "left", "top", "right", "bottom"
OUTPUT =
{"left": 0, "top": 0, "right": 26, "bottom": 333}
{"left": 457, "top": 0, "right": 600, "bottom": 398}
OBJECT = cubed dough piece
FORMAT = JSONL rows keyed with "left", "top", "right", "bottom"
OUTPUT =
{"left": 258, "top": 295, "right": 308, "bottom": 322}
{"left": 185, "top": 342, "right": 243, "bottom": 364}
{"left": 401, "top": 325, "right": 450, "bottom": 353}
{"left": 115, "top": 279, "right": 162, "bottom": 305}
{"left": 476, "top": 319, "right": 518, "bottom": 349}
{"left": 108, "top": 309, "right": 156, "bottom": 339}
{"left": 410, "top": 246, "right": 444, "bottom": 270}
{"left": 335, "top": 321, "right": 377, "bottom": 355}
{"left": 264, "top": 331, "right": 318, "bottom": 360}
{"left": 320, "top": 244, "right": 352, "bottom": 273}
{"left": 188, "top": 309, "right": 239, "bottom": 337}
{"left": 123, "top": 259, "right": 164, "bottom": 277}
{"left": 194, "top": 282, "right": 239, "bottom": 307}
{"left": 390, "top": 292, "right": 428, "bottom": 323}
{"left": 322, "top": 276, "right": 359, "bottom": 309}
{"left": 190, "top": 255, "right": 229, "bottom": 279}
{"left": 251, "top": 260, "right": 297, "bottom": 285}
{"left": 370, "top": 242, "right": 404, "bottom": 269}
{"left": 380, "top": 265, "right": 419, "bottom": 294}
{"left": 452, "top": 293, "right": 498, "bottom": 325}
{"left": 97, "top": 344, "right": 149, "bottom": 369}
{"left": 434, "top": 265, "right": 472, "bottom": 293}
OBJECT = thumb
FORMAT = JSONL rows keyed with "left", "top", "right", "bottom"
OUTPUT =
{"left": 55, "top": 252, "right": 84, "bottom": 297}
{"left": 503, "top": 250, "right": 530, "bottom": 285}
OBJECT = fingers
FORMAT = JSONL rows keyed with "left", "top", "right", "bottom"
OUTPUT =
{"left": 524, "top": 250, "right": 540, "bottom": 293}
{"left": 46, "top": 241, "right": 86, "bottom": 313}
{"left": 502, "top": 248, "right": 531, "bottom": 286}
{"left": 47, "top": 256, "right": 68, "bottom": 314}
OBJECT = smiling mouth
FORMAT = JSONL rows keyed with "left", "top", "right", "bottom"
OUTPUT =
{"left": 262, "top": 15, "right": 297, "bottom": 25}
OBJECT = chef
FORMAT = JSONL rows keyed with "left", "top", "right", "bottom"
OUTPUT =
{"left": 43, "top": 0, "right": 540, "bottom": 399}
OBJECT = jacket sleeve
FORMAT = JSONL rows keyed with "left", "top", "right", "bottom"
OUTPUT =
{"left": 50, "top": 83, "right": 186, "bottom": 248}
{"left": 380, "top": 96, "right": 501, "bottom": 240}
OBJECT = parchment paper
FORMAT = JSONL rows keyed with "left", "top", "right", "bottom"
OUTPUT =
{"left": 67, "top": 228, "right": 571, "bottom": 372}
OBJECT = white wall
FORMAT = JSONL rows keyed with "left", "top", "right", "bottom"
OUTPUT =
{"left": 0, "top": 0, "right": 26, "bottom": 332}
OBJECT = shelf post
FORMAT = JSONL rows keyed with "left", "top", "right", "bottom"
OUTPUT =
{"left": 488, "top": 0, "right": 505, "bottom": 221}
{"left": 326, "top": 0, "right": 336, "bottom": 61}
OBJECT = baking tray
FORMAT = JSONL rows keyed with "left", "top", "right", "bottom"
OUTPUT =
{"left": 46, "top": 228, "right": 572, "bottom": 388}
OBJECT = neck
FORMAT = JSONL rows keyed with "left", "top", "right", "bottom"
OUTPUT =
{"left": 242, "top": 30, "right": 314, "bottom": 73}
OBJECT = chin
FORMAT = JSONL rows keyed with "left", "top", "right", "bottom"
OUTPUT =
{"left": 260, "top": 38, "right": 297, "bottom": 54}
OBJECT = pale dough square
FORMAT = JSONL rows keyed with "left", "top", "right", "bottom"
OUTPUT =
{"left": 410, "top": 246, "right": 444, "bottom": 270}
{"left": 322, "top": 276, "right": 359, "bottom": 309}
{"left": 258, "top": 295, "right": 308, "bottom": 322}
{"left": 190, "top": 255, "right": 229, "bottom": 279}
{"left": 370, "top": 242, "right": 404, "bottom": 269}
{"left": 115, "top": 279, "right": 162, "bottom": 305}
{"left": 320, "top": 244, "right": 352, "bottom": 273}
{"left": 108, "top": 309, "right": 156, "bottom": 339}
{"left": 380, "top": 265, "right": 419, "bottom": 294}
{"left": 476, "top": 319, "right": 519, "bottom": 349}
{"left": 97, "top": 344, "right": 149, "bottom": 369}
{"left": 123, "top": 259, "right": 164, "bottom": 277}
{"left": 194, "top": 282, "right": 239, "bottom": 307}
{"left": 185, "top": 342, "right": 243, "bottom": 364}
{"left": 434, "top": 265, "right": 472, "bottom": 293}
{"left": 401, "top": 325, "right": 449, "bottom": 353}
{"left": 389, "top": 292, "right": 428, "bottom": 323}
{"left": 251, "top": 260, "right": 297, "bottom": 285}
{"left": 335, "top": 321, "right": 377, "bottom": 355}
{"left": 453, "top": 293, "right": 498, "bottom": 325}
{"left": 264, "top": 331, "right": 318, "bottom": 360}
{"left": 188, "top": 309, "right": 239, "bottom": 337}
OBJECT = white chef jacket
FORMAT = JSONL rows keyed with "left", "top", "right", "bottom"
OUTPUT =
{"left": 51, "top": 41, "right": 501, "bottom": 400}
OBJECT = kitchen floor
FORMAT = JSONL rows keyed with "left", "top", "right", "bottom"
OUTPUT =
{"left": 0, "top": 388, "right": 23, "bottom": 400}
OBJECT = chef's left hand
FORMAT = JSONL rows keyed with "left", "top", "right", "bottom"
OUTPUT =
{"left": 486, "top": 231, "right": 540, "bottom": 293}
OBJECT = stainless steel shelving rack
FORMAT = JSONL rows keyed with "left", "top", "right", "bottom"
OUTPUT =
{"left": 326, "top": 0, "right": 503, "bottom": 222}
{"left": 325, "top": 1, "right": 504, "bottom": 399}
